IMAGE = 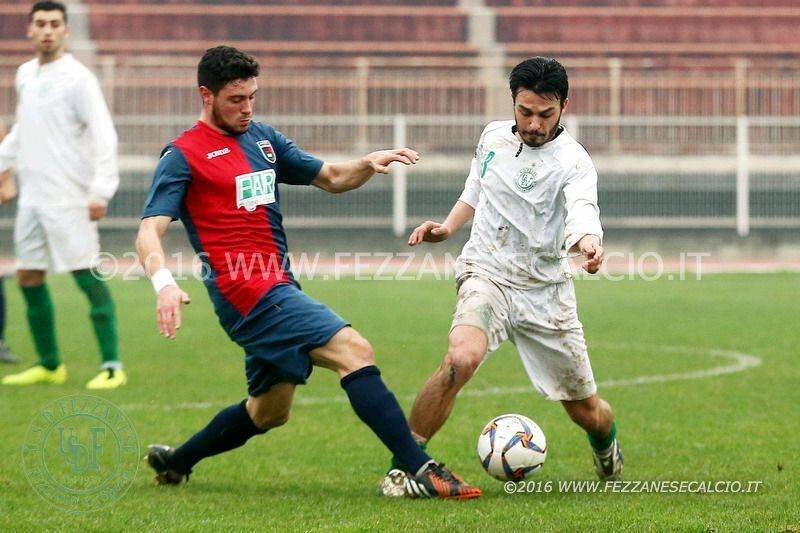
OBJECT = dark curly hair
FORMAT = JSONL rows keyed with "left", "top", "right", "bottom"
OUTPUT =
{"left": 198, "top": 46, "right": 260, "bottom": 94}
{"left": 509, "top": 57, "right": 568, "bottom": 105}
{"left": 30, "top": 1, "right": 67, "bottom": 22}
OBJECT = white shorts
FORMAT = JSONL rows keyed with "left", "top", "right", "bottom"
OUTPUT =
{"left": 14, "top": 206, "right": 100, "bottom": 273}
{"left": 451, "top": 275, "right": 597, "bottom": 401}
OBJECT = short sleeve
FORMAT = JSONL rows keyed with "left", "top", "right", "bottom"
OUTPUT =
{"left": 272, "top": 129, "right": 324, "bottom": 186}
{"left": 141, "top": 145, "right": 191, "bottom": 220}
{"left": 458, "top": 126, "right": 489, "bottom": 208}
{"left": 458, "top": 156, "right": 481, "bottom": 208}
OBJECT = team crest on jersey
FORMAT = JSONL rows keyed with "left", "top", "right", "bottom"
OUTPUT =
{"left": 236, "top": 169, "right": 276, "bottom": 211}
{"left": 515, "top": 166, "right": 538, "bottom": 192}
{"left": 257, "top": 140, "right": 277, "bottom": 164}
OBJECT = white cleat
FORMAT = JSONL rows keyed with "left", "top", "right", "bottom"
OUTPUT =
{"left": 593, "top": 439, "right": 624, "bottom": 481}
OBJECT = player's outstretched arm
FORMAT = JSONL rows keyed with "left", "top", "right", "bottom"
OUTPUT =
{"left": 408, "top": 200, "right": 475, "bottom": 246}
{"left": 136, "top": 216, "right": 191, "bottom": 339}
{"left": 312, "top": 148, "right": 419, "bottom": 194}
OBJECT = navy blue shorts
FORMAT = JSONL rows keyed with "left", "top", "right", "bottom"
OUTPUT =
{"left": 226, "top": 283, "right": 349, "bottom": 397}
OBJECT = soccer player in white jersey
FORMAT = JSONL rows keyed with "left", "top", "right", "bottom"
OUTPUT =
{"left": 0, "top": 120, "right": 20, "bottom": 364}
{"left": 381, "top": 57, "right": 622, "bottom": 495}
{"left": 0, "top": 1, "right": 125, "bottom": 388}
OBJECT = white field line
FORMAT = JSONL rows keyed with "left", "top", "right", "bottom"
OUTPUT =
{"left": 119, "top": 344, "right": 761, "bottom": 413}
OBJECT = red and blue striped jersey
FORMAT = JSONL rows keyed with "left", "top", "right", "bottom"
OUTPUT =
{"left": 142, "top": 120, "right": 323, "bottom": 320}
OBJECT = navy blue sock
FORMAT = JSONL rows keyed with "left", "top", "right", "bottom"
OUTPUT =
{"left": 341, "top": 365, "right": 431, "bottom": 474}
{"left": 0, "top": 277, "right": 5, "bottom": 341}
{"left": 170, "top": 400, "right": 267, "bottom": 474}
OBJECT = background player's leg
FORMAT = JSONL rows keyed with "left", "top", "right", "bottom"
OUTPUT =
{"left": 168, "top": 382, "right": 295, "bottom": 474}
{"left": 310, "top": 327, "right": 432, "bottom": 475}
{"left": 0, "top": 276, "right": 18, "bottom": 363}
{"left": 18, "top": 269, "right": 59, "bottom": 369}
{"left": 72, "top": 269, "right": 120, "bottom": 369}
{"left": 407, "top": 325, "right": 487, "bottom": 443}
{"left": 0, "top": 276, "right": 5, "bottom": 340}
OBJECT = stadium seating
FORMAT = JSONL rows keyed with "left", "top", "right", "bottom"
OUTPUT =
{"left": 85, "top": 4, "right": 474, "bottom": 59}
{"left": 497, "top": 7, "right": 800, "bottom": 60}
{"left": 83, "top": 0, "right": 457, "bottom": 4}
{"left": 3, "top": 1, "right": 799, "bottom": 63}
{"left": 486, "top": 0, "right": 798, "bottom": 6}
{"left": 0, "top": 6, "right": 27, "bottom": 52}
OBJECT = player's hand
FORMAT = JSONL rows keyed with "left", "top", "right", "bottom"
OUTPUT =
{"left": 408, "top": 220, "right": 450, "bottom": 246}
{"left": 89, "top": 200, "right": 108, "bottom": 221}
{"left": 363, "top": 148, "right": 420, "bottom": 174}
{"left": 577, "top": 235, "right": 604, "bottom": 274}
{"left": 156, "top": 285, "right": 191, "bottom": 339}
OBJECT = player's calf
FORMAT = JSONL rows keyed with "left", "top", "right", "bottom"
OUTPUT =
{"left": 407, "top": 328, "right": 486, "bottom": 441}
{"left": 561, "top": 395, "right": 623, "bottom": 480}
{"left": 562, "top": 395, "right": 614, "bottom": 436}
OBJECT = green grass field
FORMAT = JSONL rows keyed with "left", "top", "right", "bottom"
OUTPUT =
{"left": 0, "top": 273, "right": 798, "bottom": 531}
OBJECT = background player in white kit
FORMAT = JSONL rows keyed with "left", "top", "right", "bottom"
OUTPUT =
{"left": 382, "top": 57, "right": 622, "bottom": 494}
{"left": 0, "top": 120, "right": 20, "bottom": 364}
{"left": 0, "top": 1, "right": 125, "bottom": 388}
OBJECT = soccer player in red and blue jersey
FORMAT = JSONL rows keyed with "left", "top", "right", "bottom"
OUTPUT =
{"left": 135, "top": 46, "right": 481, "bottom": 499}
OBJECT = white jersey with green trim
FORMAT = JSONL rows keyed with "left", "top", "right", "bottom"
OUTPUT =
{"left": 455, "top": 120, "right": 603, "bottom": 287}
{"left": 0, "top": 54, "right": 118, "bottom": 207}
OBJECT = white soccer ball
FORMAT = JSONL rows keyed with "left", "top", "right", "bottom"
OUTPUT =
{"left": 477, "top": 413, "right": 547, "bottom": 481}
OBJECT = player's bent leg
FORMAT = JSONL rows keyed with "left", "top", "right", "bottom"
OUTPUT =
{"left": 311, "top": 327, "right": 428, "bottom": 472}
{"left": 0, "top": 277, "right": 20, "bottom": 364}
{"left": 2, "top": 269, "right": 66, "bottom": 385}
{"left": 312, "top": 327, "right": 481, "bottom": 500}
{"left": 408, "top": 325, "right": 488, "bottom": 441}
{"left": 146, "top": 384, "right": 295, "bottom": 485}
{"left": 562, "top": 395, "right": 623, "bottom": 481}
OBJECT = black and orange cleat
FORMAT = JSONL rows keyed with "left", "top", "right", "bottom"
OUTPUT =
{"left": 404, "top": 462, "right": 482, "bottom": 500}
{"left": 145, "top": 444, "right": 190, "bottom": 485}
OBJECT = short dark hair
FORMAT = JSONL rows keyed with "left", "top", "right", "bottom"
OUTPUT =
{"left": 509, "top": 57, "right": 568, "bottom": 105}
{"left": 198, "top": 46, "right": 260, "bottom": 94}
{"left": 30, "top": 1, "right": 67, "bottom": 23}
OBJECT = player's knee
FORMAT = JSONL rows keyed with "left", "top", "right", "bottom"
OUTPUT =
{"left": 344, "top": 333, "right": 376, "bottom": 369}
{"left": 17, "top": 270, "right": 45, "bottom": 287}
{"left": 442, "top": 342, "right": 482, "bottom": 385}
{"left": 251, "top": 409, "right": 290, "bottom": 430}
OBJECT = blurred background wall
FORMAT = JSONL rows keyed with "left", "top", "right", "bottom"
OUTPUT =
{"left": 1, "top": 0, "right": 798, "bottom": 259}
